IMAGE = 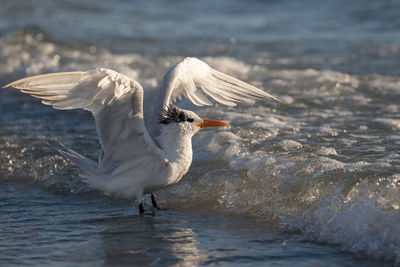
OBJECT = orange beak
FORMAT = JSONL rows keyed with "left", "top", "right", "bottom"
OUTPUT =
{"left": 196, "top": 118, "right": 230, "bottom": 128}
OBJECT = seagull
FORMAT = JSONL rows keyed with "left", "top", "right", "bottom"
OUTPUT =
{"left": 3, "top": 57, "right": 280, "bottom": 213}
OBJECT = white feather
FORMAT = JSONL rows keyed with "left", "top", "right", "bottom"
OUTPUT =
{"left": 153, "top": 57, "right": 280, "bottom": 108}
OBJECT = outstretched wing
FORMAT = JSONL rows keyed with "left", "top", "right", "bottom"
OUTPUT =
{"left": 3, "top": 69, "right": 165, "bottom": 170}
{"left": 154, "top": 57, "right": 280, "bottom": 109}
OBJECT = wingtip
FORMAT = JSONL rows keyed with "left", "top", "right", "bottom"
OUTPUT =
{"left": 271, "top": 96, "right": 283, "bottom": 103}
{"left": 2, "top": 80, "right": 21, "bottom": 88}
{"left": 262, "top": 91, "right": 282, "bottom": 103}
{"left": 2, "top": 82, "right": 12, "bottom": 89}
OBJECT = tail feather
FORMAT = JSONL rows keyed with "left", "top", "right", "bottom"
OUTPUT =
{"left": 50, "top": 141, "right": 98, "bottom": 176}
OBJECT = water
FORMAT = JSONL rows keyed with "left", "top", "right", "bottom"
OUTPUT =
{"left": 0, "top": 182, "right": 380, "bottom": 266}
{"left": 1, "top": 0, "right": 399, "bottom": 265}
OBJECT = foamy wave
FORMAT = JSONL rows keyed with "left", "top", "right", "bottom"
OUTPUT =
{"left": 283, "top": 174, "right": 400, "bottom": 263}
{"left": 162, "top": 133, "right": 400, "bottom": 262}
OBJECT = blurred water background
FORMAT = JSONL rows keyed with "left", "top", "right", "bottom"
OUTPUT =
{"left": 0, "top": 0, "right": 399, "bottom": 265}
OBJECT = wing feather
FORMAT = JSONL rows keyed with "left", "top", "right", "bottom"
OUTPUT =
{"left": 154, "top": 57, "right": 280, "bottom": 110}
{"left": 4, "top": 68, "right": 165, "bottom": 171}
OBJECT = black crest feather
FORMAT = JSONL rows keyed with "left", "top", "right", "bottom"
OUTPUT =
{"left": 159, "top": 105, "right": 187, "bottom": 124}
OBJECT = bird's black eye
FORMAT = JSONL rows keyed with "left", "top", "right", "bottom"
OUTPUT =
{"left": 187, "top": 118, "right": 194, "bottom": 123}
{"left": 179, "top": 112, "right": 186, "bottom": 122}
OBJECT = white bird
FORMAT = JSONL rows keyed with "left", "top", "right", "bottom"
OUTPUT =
{"left": 3, "top": 57, "right": 280, "bottom": 213}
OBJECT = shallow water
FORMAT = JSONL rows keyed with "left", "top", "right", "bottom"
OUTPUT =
{"left": 0, "top": 182, "right": 382, "bottom": 266}
{"left": 1, "top": 0, "right": 400, "bottom": 265}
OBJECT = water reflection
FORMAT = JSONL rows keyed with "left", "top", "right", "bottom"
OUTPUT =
{"left": 97, "top": 212, "right": 206, "bottom": 266}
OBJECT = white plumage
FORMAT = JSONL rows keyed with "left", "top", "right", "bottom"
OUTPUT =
{"left": 4, "top": 57, "right": 279, "bottom": 212}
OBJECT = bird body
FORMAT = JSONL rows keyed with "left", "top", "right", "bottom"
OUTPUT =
{"left": 4, "top": 57, "right": 280, "bottom": 211}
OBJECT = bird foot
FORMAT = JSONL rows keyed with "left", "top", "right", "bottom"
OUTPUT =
{"left": 138, "top": 195, "right": 164, "bottom": 214}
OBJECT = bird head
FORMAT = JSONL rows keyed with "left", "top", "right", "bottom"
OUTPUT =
{"left": 159, "top": 105, "right": 229, "bottom": 137}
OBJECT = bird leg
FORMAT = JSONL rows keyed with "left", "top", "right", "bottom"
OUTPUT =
{"left": 151, "top": 194, "right": 159, "bottom": 209}
{"left": 138, "top": 202, "right": 144, "bottom": 214}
